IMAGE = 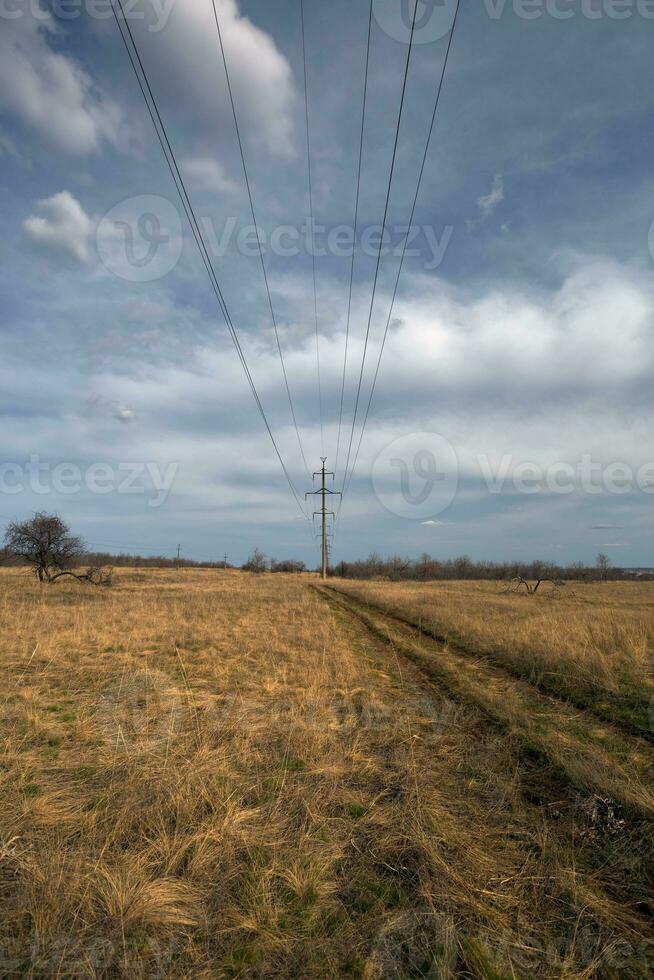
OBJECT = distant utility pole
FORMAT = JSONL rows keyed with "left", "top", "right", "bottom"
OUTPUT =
{"left": 224, "top": 553, "right": 228, "bottom": 568}
{"left": 176, "top": 544, "right": 181, "bottom": 569}
{"left": 306, "top": 458, "right": 340, "bottom": 580}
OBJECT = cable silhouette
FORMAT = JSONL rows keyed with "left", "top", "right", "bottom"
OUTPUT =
{"left": 334, "top": 0, "right": 374, "bottom": 480}
{"left": 300, "top": 0, "right": 324, "bottom": 457}
{"left": 109, "top": 0, "right": 310, "bottom": 522}
{"left": 343, "top": 0, "right": 462, "bottom": 501}
{"left": 339, "top": 0, "right": 419, "bottom": 499}
{"left": 209, "top": 0, "right": 311, "bottom": 479}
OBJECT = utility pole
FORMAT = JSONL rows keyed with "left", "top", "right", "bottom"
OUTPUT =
{"left": 176, "top": 543, "right": 181, "bottom": 569}
{"left": 306, "top": 458, "right": 340, "bottom": 581}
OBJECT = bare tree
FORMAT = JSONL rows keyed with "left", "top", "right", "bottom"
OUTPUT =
{"left": 388, "top": 555, "right": 411, "bottom": 580}
{"left": 417, "top": 552, "right": 435, "bottom": 581}
{"left": 596, "top": 552, "right": 611, "bottom": 583}
{"left": 3, "top": 512, "right": 111, "bottom": 585}
{"left": 242, "top": 548, "right": 268, "bottom": 574}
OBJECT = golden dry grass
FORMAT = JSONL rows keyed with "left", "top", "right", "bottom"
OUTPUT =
{"left": 0, "top": 568, "right": 653, "bottom": 977}
{"left": 328, "top": 579, "right": 654, "bottom": 735}
{"left": 323, "top": 585, "right": 654, "bottom": 817}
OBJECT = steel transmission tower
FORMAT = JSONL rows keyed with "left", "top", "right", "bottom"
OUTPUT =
{"left": 306, "top": 458, "right": 340, "bottom": 580}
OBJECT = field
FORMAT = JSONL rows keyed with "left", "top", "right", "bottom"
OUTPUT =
{"left": 328, "top": 578, "right": 654, "bottom": 738}
{"left": 0, "top": 568, "right": 653, "bottom": 978}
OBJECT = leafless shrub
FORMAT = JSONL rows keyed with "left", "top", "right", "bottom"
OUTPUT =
{"left": 499, "top": 577, "right": 566, "bottom": 597}
{"left": 84, "top": 565, "right": 114, "bottom": 587}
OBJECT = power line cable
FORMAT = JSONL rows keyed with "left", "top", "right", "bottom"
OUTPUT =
{"left": 334, "top": 0, "right": 374, "bottom": 479}
{"left": 109, "top": 0, "right": 310, "bottom": 523}
{"left": 209, "top": 0, "right": 311, "bottom": 479}
{"left": 339, "top": 0, "right": 419, "bottom": 497}
{"left": 343, "top": 0, "right": 462, "bottom": 500}
{"left": 300, "top": 0, "right": 324, "bottom": 457}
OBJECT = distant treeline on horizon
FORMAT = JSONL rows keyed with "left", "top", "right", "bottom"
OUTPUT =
{"left": 329, "top": 554, "right": 654, "bottom": 582}
{"left": 3, "top": 548, "right": 650, "bottom": 582}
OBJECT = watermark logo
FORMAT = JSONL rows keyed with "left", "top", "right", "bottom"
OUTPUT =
{"left": 95, "top": 201, "right": 453, "bottom": 274}
{"left": 372, "top": 434, "right": 654, "bottom": 521}
{"left": 478, "top": 453, "right": 654, "bottom": 496}
{"left": 372, "top": 431, "right": 458, "bottom": 519}
{"left": 0, "top": 456, "right": 178, "bottom": 508}
{"left": 373, "top": 0, "right": 458, "bottom": 43}
{"left": 201, "top": 216, "right": 453, "bottom": 271}
{"left": 370, "top": 910, "right": 456, "bottom": 977}
{"left": 97, "top": 669, "right": 182, "bottom": 750}
{"left": 0, "top": 935, "right": 178, "bottom": 976}
{"left": 483, "top": 0, "right": 654, "bottom": 21}
{"left": 1, "top": 0, "right": 176, "bottom": 32}
{"left": 96, "top": 195, "right": 182, "bottom": 282}
{"left": 373, "top": 0, "right": 654, "bottom": 40}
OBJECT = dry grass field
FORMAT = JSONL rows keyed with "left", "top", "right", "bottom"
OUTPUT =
{"left": 0, "top": 568, "right": 653, "bottom": 977}
{"left": 328, "top": 579, "right": 654, "bottom": 738}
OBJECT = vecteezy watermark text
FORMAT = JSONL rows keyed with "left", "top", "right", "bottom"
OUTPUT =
{"left": 5, "top": 0, "right": 653, "bottom": 34}
{"left": 373, "top": 0, "right": 654, "bottom": 45}
{"left": 95, "top": 195, "right": 454, "bottom": 282}
{"left": 1, "top": 0, "right": 175, "bottom": 31}
{"left": 478, "top": 453, "right": 654, "bottom": 496}
{"left": 0, "top": 935, "right": 178, "bottom": 976}
{"left": 0, "top": 456, "right": 178, "bottom": 508}
{"left": 372, "top": 432, "right": 654, "bottom": 519}
{"left": 200, "top": 217, "right": 454, "bottom": 270}
{"left": 481, "top": 0, "right": 654, "bottom": 20}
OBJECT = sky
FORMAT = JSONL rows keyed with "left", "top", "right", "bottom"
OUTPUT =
{"left": 1, "top": 0, "right": 654, "bottom": 566}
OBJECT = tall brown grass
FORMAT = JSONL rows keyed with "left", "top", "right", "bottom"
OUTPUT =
{"left": 330, "top": 579, "right": 654, "bottom": 732}
{"left": 0, "top": 568, "right": 652, "bottom": 977}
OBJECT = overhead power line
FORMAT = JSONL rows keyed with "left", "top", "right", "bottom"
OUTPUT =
{"left": 343, "top": 0, "right": 462, "bottom": 499}
{"left": 300, "top": 0, "right": 324, "bottom": 457}
{"left": 109, "top": 0, "right": 310, "bottom": 523}
{"left": 334, "top": 0, "right": 374, "bottom": 480}
{"left": 339, "top": 0, "right": 420, "bottom": 499}
{"left": 209, "top": 0, "right": 311, "bottom": 479}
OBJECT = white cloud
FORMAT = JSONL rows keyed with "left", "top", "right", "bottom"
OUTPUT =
{"left": 375, "top": 260, "right": 654, "bottom": 395}
{"left": 0, "top": 11, "right": 121, "bottom": 155}
{"left": 0, "top": 17, "right": 122, "bottom": 155}
{"left": 3, "top": 253, "right": 653, "bottom": 535}
{"left": 145, "top": 0, "right": 296, "bottom": 157}
{"left": 182, "top": 156, "right": 237, "bottom": 193}
{"left": 421, "top": 520, "right": 445, "bottom": 526}
{"left": 477, "top": 174, "right": 504, "bottom": 219}
{"left": 23, "top": 191, "right": 93, "bottom": 262}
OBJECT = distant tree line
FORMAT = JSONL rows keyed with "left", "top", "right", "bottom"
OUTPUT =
{"left": 330, "top": 552, "right": 653, "bottom": 583}
{"left": 2, "top": 513, "right": 649, "bottom": 583}
{"left": 1, "top": 549, "right": 233, "bottom": 570}
{"left": 78, "top": 552, "right": 232, "bottom": 569}
{"left": 242, "top": 548, "right": 306, "bottom": 574}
